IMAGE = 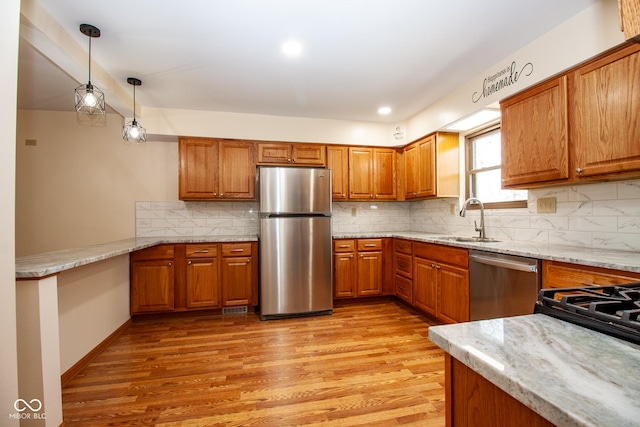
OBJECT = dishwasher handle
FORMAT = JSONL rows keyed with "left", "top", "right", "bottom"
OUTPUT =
{"left": 470, "top": 253, "right": 538, "bottom": 273}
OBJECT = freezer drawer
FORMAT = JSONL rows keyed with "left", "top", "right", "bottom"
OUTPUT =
{"left": 260, "top": 216, "right": 332, "bottom": 319}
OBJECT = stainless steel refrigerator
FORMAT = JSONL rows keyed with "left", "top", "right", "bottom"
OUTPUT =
{"left": 259, "top": 167, "right": 333, "bottom": 320}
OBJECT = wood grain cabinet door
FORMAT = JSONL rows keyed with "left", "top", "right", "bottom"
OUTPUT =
{"left": 500, "top": 76, "right": 569, "bottom": 187}
{"left": 356, "top": 251, "right": 383, "bottom": 296}
{"left": 349, "top": 147, "right": 374, "bottom": 199}
{"left": 620, "top": 0, "right": 640, "bottom": 40}
{"left": 131, "top": 259, "right": 175, "bottom": 314}
{"left": 221, "top": 256, "right": 253, "bottom": 306}
{"left": 186, "top": 256, "right": 220, "bottom": 309}
{"left": 571, "top": 43, "right": 640, "bottom": 179}
{"left": 403, "top": 141, "right": 420, "bottom": 199}
{"left": 327, "top": 146, "right": 349, "bottom": 200}
{"left": 291, "top": 144, "right": 326, "bottom": 165}
{"left": 178, "top": 137, "right": 219, "bottom": 199}
{"left": 218, "top": 140, "right": 256, "bottom": 199}
{"left": 373, "top": 148, "right": 397, "bottom": 199}
{"left": 334, "top": 252, "right": 356, "bottom": 298}
{"left": 437, "top": 264, "right": 469, "bottom": 324}
{"left": 413, "top": 257, "right": 437, "bottom": 318}
{"left": 417, "top": 135, "right": 436, "bottom": 197}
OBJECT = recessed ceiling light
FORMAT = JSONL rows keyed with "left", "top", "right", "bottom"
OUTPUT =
{"left": 378, "top": 107, "right": 391, "bottom": 115}
{"left": 282, "top": 41, "right": 303, "bottom": 56}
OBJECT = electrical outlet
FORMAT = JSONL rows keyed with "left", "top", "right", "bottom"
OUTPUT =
{"left": 351, "top": 207, "right": 357, "bottom": 217}
{"left": 537, "top": 197, "right": 557, "bottom": 213}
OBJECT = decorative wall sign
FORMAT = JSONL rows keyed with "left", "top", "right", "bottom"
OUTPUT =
{"left": 472, "top": 61, "right": 533, "bottom": 103}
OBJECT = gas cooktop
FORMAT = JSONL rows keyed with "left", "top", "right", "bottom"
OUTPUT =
{"left": 534, "top": 283, "right": 640, "bottom": 345}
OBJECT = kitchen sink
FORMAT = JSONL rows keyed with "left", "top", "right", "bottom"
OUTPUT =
{"left": 436, "top": 236, "right": 501, "bottom": 243}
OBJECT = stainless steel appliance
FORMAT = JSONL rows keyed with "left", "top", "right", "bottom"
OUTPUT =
{"left": 469, "top": 250, "right": 540, "bottom": 321}
{"left": 259, "top": 167, "right": 333, "bottom": 320}
{"left": 535, "top": 283, "right": 640, "bottom": 345}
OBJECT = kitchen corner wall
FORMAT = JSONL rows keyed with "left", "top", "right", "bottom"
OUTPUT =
{"left": 137, "top": 178, "right": 640, "bottom": 252}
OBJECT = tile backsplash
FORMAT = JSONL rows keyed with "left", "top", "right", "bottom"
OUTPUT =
{"left": 136, "top": 179, "right": 640, "bottom": 251}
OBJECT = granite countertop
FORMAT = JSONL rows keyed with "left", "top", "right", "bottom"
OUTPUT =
{"left": 429, "top": 314, "right": 640, "bottom": 427}
{"left": 333, "top": 231, "right": 640, "bottom": 274}
{"left": 16, "top": 231, "right": 639, "bottom": 279}
{"left": 15, "top": 235, "right": 258, "bottom": 279}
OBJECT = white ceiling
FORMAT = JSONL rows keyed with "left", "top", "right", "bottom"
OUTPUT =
{"left": 17, "top": 0, "right": 599, "bottom": 123}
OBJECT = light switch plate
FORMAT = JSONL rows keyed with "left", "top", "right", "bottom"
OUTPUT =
{"left": 537, "top": 197, "right": 556, "bottom": 213}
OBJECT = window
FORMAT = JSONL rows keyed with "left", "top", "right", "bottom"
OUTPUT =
{"left": 466, "top": 124, "right": 527, "bottom": 209}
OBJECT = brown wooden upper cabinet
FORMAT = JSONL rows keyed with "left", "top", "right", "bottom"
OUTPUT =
{"left": 500, "top": 42, "right": 640, "bottom": 188}
{"left": 179, "top": 137, "right": 256, "bottom": 200}
{"left": 257, "top": 142, "right": 326, "bottom": 166}
{"left": 570, "top": 42, "right": 640, "bottom": 179}
{"left": 619, "top": 0, "right": 640, "bottom": 41}
{"left": 327, "top": 145, "right": 349, "bottom": 200}
{"left": 349, "top": 147, "right": 397, "bottom": 200}
{"left": 501, "top": 76, "right": 569, "bottom": 188}
{"left": 404, "top": 132, "right": 459, "bottom": 199}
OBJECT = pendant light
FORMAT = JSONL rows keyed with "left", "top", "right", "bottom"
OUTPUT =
{"left": 122, "top": 78, "right": 146, "bottom": 143}
{"left": 74, "top": 24, "right": 105, "bottom": 115}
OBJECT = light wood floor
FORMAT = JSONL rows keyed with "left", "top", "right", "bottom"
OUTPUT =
{"left": 62, "top": 299, "right": 446, "bottom": 426}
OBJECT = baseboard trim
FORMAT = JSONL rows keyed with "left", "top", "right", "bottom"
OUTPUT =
{"left": 61, "top": 318, "right": 132, "bottom": 387}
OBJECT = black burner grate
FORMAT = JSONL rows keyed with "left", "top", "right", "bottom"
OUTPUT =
{"left": 534, "top": 283, "right": 640, "bottom": 345}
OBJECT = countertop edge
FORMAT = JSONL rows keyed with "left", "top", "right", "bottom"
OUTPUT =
{"left": 16, "top": 235, "right": 259, "bottom": 279}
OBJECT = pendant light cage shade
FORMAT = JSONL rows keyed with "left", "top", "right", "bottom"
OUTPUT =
{"left": 76, "top": 24, "right": 106, "bottom": 115}
{"left": 123, "top": 119, "right": 147, "bottom": 143}
{"left": 75, "top": 83, "right": 105, "bottom": 115}
{"left": 123, "top": 77, "right": 146, "bottom": 143}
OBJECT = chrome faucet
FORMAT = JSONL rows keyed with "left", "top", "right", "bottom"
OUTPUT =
{"left": 460, "top": 197, "right": 486, "bottom": 239}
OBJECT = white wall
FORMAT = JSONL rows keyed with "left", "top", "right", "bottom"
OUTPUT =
{"left": 2, "top": 0, "right": 20, "bottom": 424}
{"left": 57, "top": 255, "right": 130, "bottom": 373}
{"left": 15, "top": 110, "right": 178, "bottom": 256}
{"left": 406, "top": 0, "right": 625, "bottom": 140}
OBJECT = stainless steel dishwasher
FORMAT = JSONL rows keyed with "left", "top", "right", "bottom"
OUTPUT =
{"left": 469, "top": 250, "right": 541, "bottom": 321}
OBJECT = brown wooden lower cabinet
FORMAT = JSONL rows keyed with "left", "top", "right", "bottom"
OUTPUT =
{"left": 130, "top": 245, "right": 175, "bottom": 314}
{"left": 413, "top": 242, "right": 469, "bottom": 323}
{"left": 445, "top": 353, "right": 556, "bottom": 427}
{"left": 333, "top": 238, "right": 392, "bottom": 299}
{"left": 130, "top": 242, "right": 257, "bottom": 315}
{"left": 221, "top": 242, "right": 257, "bottom": 306}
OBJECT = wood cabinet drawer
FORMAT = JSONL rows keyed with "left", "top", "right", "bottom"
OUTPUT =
{"left": 334, "top": 239, "right": 355, "bottom": 253}
{"left": 357, "top": 239, "right": 382, "bottom": 251}
{"left": 414, "top": 242, "right": 468, "bottom": 268}
{"left": 542, "top": 260, "right": 640, "bottom": 289}
{"left": 394, "top": 239, "right": 413, "bottom": 255}
{"left": 395, "top": 274, "right": 413, "bottom": 304}
{"left": 221, "top": 243, "right": 252, "bottom": 257}
{"left": 131, "top": 244, "right": 174, "bottom": 261}
{"left": 395, "top": 253, "right": 413, "bottom": 278}
{"left": 186, "top": 244, "right": 218, "bottom": 258}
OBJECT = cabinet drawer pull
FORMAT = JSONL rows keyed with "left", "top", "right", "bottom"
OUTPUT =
{"left": 364, "top": 244, "right": 376, "bottom": 247}
{"left": 194, "top": 249, "right": 209, "bottom": 253}
{"left": 338, "top": 244, "right": 350, "bottom": 248}
{"left": 230, "top": 249, "right": 244, "bottom": 252}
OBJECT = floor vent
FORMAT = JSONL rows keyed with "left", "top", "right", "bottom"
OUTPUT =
{"left": 223, "top": 306, "right": 248, "bottom": 315}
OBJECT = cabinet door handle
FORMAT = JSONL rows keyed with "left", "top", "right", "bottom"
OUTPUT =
{"left": 576, "top": 167, "right": 583, "bottom": 174}
{"left": 188, "top": 261, "right": 192, "bottom": 265}
{"left": 193, "top": 249, "right": 209, "bottom": 253}
{"left": 214, "top": 192, "right": 217, "bottom": 196}
{"left": 220, "top": 193, "right": 224, "bottom": 196}
{"left": 342, "top": 193, "right": 346, "bottom": 197}
{"left": 230, "top": 248, "right": 244, "bottom": 252}
{"left": 168, "top": 262, "right": 172, "bottom": 266}
{"left": 431, "top": 264, "right": 436, "bottom": 268}
{"left": 435, "top": 265, "right": 441, "bottom": 269}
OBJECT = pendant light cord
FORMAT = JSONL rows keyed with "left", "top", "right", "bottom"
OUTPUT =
{"left": 87, "top": 36, "right": 92, "bottom": 85}
{"left": 132, "top": 84, "right": 137, "bottom": 122}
